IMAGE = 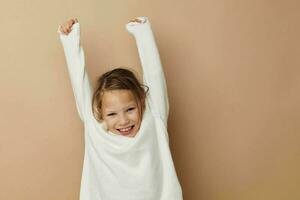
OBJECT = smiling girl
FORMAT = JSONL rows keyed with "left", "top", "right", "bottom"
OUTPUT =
{"left": 58, "top": 16, "right": 182, "bottom": 200}
{"left": 92, "top": 68, "right": 147, "bottom": 138}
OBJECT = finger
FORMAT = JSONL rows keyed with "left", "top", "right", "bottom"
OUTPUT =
{"left": 70, "top": 18, "right": 77, "bottom": 25}
{"left": 62, "top": 26, "right": 69, "bottom": 34}
{"left": 70, "top": 19, "right": 75, "bottom": 25}
{"left": 129, "top": 19, "right": 138, "bottom": 23}
{"left": 67, "top": 21, "right": 73, "bottom": 27}
{"left": 130, "top": 18, "right": 142, "bottom": 23}
{"left": 59, "top": 25, "right": 64, "bottom": 33}
{"left": 62, "top": 25, "right": 68, "bottom": 33}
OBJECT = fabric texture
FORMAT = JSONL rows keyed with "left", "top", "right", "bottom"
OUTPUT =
{"left": 58, "top": 16, "right": 182, "bottom": 200}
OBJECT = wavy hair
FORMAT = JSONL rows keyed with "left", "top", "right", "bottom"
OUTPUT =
{"left": 92, "top": 68, "right": 149, "bottom": 123}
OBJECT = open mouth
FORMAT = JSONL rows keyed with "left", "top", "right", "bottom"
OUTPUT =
{"left": 117, "top": 125, "right": 135, "bottom": 136}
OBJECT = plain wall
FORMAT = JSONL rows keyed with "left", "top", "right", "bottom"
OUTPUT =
{"left": 0, "top": 0, "right": 299, "bottom": 199}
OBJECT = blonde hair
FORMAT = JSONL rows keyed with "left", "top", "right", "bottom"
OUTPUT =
{"left": 92, "top": 68, "right": 149, "bottom": 122}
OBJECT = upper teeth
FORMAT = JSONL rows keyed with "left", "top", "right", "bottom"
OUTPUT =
{"left": 119, "top": 126, "right": 132, "bottom": 131}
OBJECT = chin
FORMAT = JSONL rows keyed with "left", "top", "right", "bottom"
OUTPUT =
{"left": 126, "top": 132, "right": 137, "bottom": 137}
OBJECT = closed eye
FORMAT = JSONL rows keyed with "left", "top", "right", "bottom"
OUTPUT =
{"left": 127, "top": 107, "right": 135, "bottom": 112}
{"left": 107, "top": 113, "right": 116, "bottom": 116}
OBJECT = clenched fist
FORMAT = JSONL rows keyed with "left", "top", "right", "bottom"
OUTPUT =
{"left": 58, "top": 18, "right": 78, "bottom": 35}
{"left": 129, "top": 17, "right": 145, "bottom": 24}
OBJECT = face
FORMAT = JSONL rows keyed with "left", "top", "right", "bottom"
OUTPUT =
{"left": 101, "top": 89, "right": 141, "bottom": 137}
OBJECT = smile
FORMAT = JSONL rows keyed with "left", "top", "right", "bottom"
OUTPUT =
{"left": 117, "top": 125, "right": 134, "bottom": 135}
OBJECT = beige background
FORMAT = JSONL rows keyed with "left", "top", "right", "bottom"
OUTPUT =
{"left": 1, "top": 0, "right": 299, "bottom": 199}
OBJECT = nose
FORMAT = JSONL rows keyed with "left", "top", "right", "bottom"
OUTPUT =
{"left": 119, "top": 113, "right": 129, "bottom": 126}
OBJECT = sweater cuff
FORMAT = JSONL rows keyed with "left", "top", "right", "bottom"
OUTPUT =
{"left": 125, "top": 16, "right": 150, "bottom": 35}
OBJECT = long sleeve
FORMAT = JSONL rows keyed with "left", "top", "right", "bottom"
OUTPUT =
{"left": 58, "top": 23, "right": 93, "bottom": 123}
{"left": 126, "top": 17, "right": 169, "bottom": 125}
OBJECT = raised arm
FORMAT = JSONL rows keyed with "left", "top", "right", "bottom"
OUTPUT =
{"left": 58, "top": 21, "right": 93, "bottom": 123}
{"left": 126, "top": 17, "right": 169, "bottom": 125}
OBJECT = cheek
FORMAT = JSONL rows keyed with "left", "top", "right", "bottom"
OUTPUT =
{"left": 130, "top": 110, "right": 141, "bottom": 122}
{"left": 104, "top": 118, "right": 117, "bottom": 129}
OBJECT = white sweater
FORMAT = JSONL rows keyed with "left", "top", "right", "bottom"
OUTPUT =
{"left": 58, "top": 16, "right": 182, "bottom": 200}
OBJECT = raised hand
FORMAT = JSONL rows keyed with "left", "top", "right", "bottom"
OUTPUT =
{"left": 129, "top": 17, "right": 146, "bottom": 24}
{"left": 58, "top": 18, "right": 79, "bottom": 35}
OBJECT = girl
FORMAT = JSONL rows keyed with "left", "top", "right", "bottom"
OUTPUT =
{"left": 58, "top": 16, "right": 182, "bottom": 200}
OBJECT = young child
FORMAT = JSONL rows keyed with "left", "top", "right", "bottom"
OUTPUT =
{"left": 58, "top": 16, "right": 182, "bottom": 200}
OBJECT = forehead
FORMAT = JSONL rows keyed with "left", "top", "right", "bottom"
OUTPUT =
{"left": 102, "top": 90, "right": 137, "bottom": 110}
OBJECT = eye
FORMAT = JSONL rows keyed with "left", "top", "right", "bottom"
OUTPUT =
{"left": 127, "top": 107, "right": 136, "bottom": 112}
{"left": 107, "top": 113, "right": 116, "bottom": 116}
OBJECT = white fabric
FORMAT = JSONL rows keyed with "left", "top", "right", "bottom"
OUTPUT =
{"left": 58, "top": 16, "right": 182, "bottom": 200}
